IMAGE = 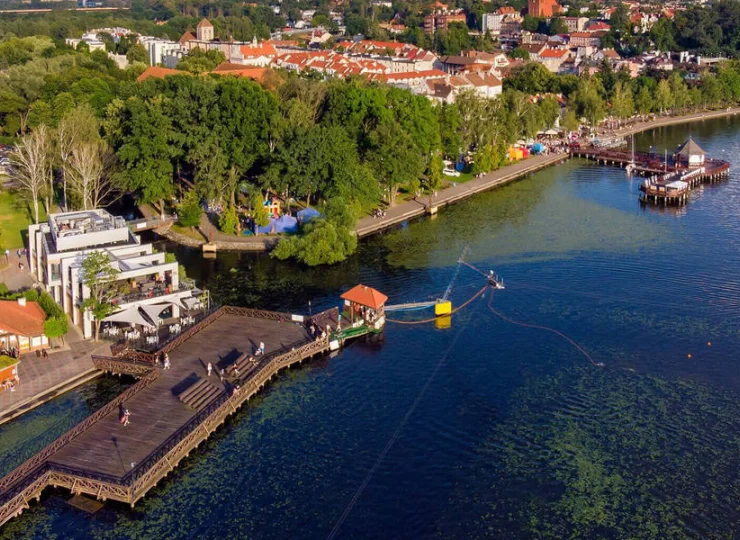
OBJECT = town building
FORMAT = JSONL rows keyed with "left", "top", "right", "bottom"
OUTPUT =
{"left": 28, "top": 210, "right": 202, "bottom": 339}
{"left": 0, "top": 298, "right": 49, "bottom": 353}
{"left": 482, "top": 7, "right": 522, "bottom": 36}
{"left": 196, "top": 18, "right": 214, "bottom": 42}
{"left": 564, "top": 16, "right": 589, "bottom": 32}
{"left": 424, "top": 12, "right": 467, "bottom": 34}
{"left": 528, "top": 0, "right": 561, "bottom": 18}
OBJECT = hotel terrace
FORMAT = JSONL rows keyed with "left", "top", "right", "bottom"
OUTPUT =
{"left": 28, "top": 210, "right": 207, "bottom": 341}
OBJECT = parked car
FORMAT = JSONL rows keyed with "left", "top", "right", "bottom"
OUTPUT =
{"left": 443, "top": 168, "right": 460, "bottom": 177}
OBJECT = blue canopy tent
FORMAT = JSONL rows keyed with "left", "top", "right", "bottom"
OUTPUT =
{"left": 255, "top": 215, "right": 298, "bottom": 235}
{"left": 297, "top": 207, "right": 321, "bottom": 223}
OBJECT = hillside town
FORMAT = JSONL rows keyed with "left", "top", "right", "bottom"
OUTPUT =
{"left": 65, "top": 0, "right": 727, "bottom": 106}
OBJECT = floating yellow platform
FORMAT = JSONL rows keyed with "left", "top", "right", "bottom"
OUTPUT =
{"left": 435, "top": 300, "right": 452, "bottom": 316}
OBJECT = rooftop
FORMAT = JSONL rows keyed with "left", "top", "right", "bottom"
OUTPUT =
{"left": 0, "top": 300, "right": 46, "bottom": 337}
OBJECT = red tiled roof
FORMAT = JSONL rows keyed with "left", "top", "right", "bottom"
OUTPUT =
{"left": 540, "top": 48, "right": 568, "bottom": 58}
{"left": 0, "top": 300, "right": 46, "bottom": 337}
{"left": 197, "top": 18, "right": 213, "bottom": 28}
{"left": 179, "top": 31, "right": 196, "bottom": 44}
{"left": 240, "top": 41, "right": 277, "bottom": 58}
{"left": 341, "top": 285, "right": 388, "bottom": 309}
{"left": 137, "top": 66, "right": 188, "bottom": 82}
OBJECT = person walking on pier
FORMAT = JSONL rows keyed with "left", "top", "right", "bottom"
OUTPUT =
{"left": 163, "top": 353, "right": 171, "bottom": 370}
{"left": 207, "top": 362, "right": 213, "bottom": 377}
{"left": 258, "top": 342, "right": 265, "bottom": 356}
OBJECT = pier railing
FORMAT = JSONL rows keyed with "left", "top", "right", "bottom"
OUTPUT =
{"left": 92, "top": 355, "right": 157, "bottom": 378}
{"left": 0, "top": 306, "right": 340, "bottom": 523}
{"left": 0, "top": 370, "right": 160, "bottom": 522}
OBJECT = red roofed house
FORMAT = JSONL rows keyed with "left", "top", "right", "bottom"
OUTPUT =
{"left": 569, "top": 31, "right": 602, "bottom": 48}
{"left": 210, "top": 62, "right": 269, "bottom": 82}
{"left": 0, "top": 298, "right": 49, "bottom": 353}
{"left": 586, "top": 21, "right": 610, "bottom": 32}
{"left": 136, "top": 66, "right": 187, "bottom": 83}
{"left": 237, "top": 37, "right": 278, "bottom": 67}
{"left": 538, "top": 48, "right": 571, "bottom": 72}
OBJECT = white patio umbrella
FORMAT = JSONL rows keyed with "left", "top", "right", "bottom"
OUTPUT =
{"left": 139, "top": 303, "right": 172, "bottom": 326}
{"left": 103, "top": 306, "right": 156, "bottom": 328}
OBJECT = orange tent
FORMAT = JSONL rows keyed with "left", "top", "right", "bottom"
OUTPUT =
{"left": 340, "top": 285, "right": 388, "bottom": 310}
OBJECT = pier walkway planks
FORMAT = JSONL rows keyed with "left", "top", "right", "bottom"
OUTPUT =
{"left": 0, "top": 307, "right": 337, "bottom": 525}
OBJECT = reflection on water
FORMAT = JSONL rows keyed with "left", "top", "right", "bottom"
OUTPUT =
{"left": 3, "top": 117, "right": 740, "bottom": 539}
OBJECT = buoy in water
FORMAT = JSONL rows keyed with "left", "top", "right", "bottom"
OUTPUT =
{"left": 687, "top": 354, "right": 692, "bottom": 359}
{"left": 707, "top": 342, "right": 712, "bottom": 346}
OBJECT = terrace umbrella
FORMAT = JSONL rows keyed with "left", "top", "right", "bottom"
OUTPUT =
{"left": 103, "top": 306, "right": 156, "bottom": 328}
{"left": 139, "top": 303, "right": 171, "bottom": 326}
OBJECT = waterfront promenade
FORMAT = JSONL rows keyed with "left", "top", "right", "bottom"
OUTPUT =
{"left": 0, "top": 306, "right": 337, "bottom": 525}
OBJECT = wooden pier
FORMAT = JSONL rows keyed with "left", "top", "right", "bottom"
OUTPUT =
{"left": 0, "top": 305, "right": 344, "bottom": 526}
{"left": 570, "top": 144, "right": 730, "bottom": 206}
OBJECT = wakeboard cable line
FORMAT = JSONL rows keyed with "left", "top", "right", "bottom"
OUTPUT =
{"left": 325, "top": 295, "right": 483, "bottom": 540}
{"left": 486, "top": 292, "right": 604, "bottom": 368}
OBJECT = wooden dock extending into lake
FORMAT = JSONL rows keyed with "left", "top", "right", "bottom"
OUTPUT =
{"left": 570, "top": 146, "right": 730, "bottom": 205}
{"left": 0, "top": 306, "right": 339, "bottom": 526}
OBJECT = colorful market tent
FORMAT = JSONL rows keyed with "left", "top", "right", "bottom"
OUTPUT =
{"left": 256, "top": 215, "right": 299, "bottom": 234}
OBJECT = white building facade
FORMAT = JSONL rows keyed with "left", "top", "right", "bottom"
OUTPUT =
{"left": 28, "top": 210, "right": 202, "bottom": 339}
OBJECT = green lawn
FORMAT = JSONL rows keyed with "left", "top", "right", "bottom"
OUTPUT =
{"left": 0, "top": 190, "right": 47, "bottom": 250}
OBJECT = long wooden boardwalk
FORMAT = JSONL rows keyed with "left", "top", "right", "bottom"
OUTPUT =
{"left": 0, "top": 306, "right": 338, "bottom": 525}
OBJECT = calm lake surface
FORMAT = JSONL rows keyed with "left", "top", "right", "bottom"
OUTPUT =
{"left": 3, "top": 117, "right": 740, "bottom": 539}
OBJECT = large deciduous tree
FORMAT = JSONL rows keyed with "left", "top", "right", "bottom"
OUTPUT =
{"left": 80, "top": 251, "right": 124, "bottom": 341}
{"left": 10, "top": 124, "right": 52, "bottom": 223}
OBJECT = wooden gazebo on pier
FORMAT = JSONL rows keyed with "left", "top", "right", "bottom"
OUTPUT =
{"left": 340, "top": 284, "right": 388, "bottom": 332}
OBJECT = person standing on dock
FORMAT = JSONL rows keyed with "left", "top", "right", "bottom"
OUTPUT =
{"left": 164, "top": 353, "right": 171, "bottom": 370}
{"left": 259, "top": 342, "right": 265, "bottom": 355}
{"left": 207, "top": 362, "right": 213, "bottom": 377}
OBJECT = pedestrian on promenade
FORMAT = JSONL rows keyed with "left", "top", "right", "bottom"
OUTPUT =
{"left": 219, "top": 368, "right": 225, "bottom": 382}
{"left": 164, "top": 353, "right": 171, "bottom": 370}
{"left": 258, "top": 341, "right": 265, "bottom": 355}
{"left": 207, "top": 362, "right": 212, "bottom": 377}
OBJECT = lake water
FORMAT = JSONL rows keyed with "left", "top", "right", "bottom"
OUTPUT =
{"left": 3, "top": 117, "right": 740, "bottom": 539}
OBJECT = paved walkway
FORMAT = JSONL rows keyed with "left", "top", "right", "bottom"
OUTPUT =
{"left": 0, "top": 250, "right": 34, "bottom": 292}
{"left": 356, "top": 152, "right": 569, "bottom": 237}
{"left": 0, "top": 330, "right": 111, "bottom": 423}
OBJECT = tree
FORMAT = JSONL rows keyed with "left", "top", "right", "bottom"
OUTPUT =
{"left": 80, "top": 251, "right": 123, "bottom": 341}
{"left": 125, "top": 43, "right": 148, "bottom": 65}
{"left": 67, "top": 141, "right": 120, "bottom": 210}
{"left": 44, "top": 315, "right": 68, "bottom": 345}
{"left": 539, "top": 97, "right": 561, "bottom": 129}
{"left": 219, "top": 204, "right": 239, "bottom": 235}
{"left": 367, "top": 119, "right": 424, "bottom": 206}
{"left": 635, "top": 85, "right": 653, "bottom": 115}
{"left": 561, "top": 108, "right": 580, "bottom": 134}
{"left": 611, "top": 81, "right": 634, "bottom": 122}
{"left": 549, "top": 17, "right": 568, "bottom": 36}
{"left": 654, "top": 79, "right": 674, "bottom": 114}
{"left": 176, "top": 48, "right": 226, "bottom": 73}
{"left": 571, "top": 79, "right": 606, "bottom": 129}
{"left": 113, "top": 99, "right": 179, "bottom": 217}
{"left": 10, "top": 125, "right": 52, "bottom": 224}
{"left": 271, "top": 219, "right": 357, "bottom": 266}
{"left": 510, "top": 47, "right": 530, "bottom": 60}
{"left": 251, "top": 191, "right": 270, "bottom": 231}
{"left": 178, "top": 189, "right": 202, "bottom": 229}
{"left": 57, "top": 105, "right": 99, "bottom": 211}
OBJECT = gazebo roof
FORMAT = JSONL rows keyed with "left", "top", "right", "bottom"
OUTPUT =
{"left": 340, "top": 285, "right": 388, "bottom": 310}
{"left": 676, "top": 137, "right": 706, "bottom": 156}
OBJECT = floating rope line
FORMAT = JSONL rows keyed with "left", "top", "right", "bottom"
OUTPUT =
{"left": 385, "top": 285, "right": 488, "bottom": 325}
{"left": 326, "top": 297, "right": 481, "bottom": 540}
{"left": 486, "top": 293, "right": 604, "bottom": 368}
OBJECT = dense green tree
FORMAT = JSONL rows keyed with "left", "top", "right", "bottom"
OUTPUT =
{"left": 655, "top": 80, "right": 674, "bottom": 113}
{"left": 178, "top": 189, "right": 202, "bottom": 229}
{"left": 367, "top": 118, "right": 424, "bottom": 205}
{"left": 176, "top": 48, "right": 226, "bottom": 73}
{"left": 80, "top": 251, "right": 123, "bottom": 341}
